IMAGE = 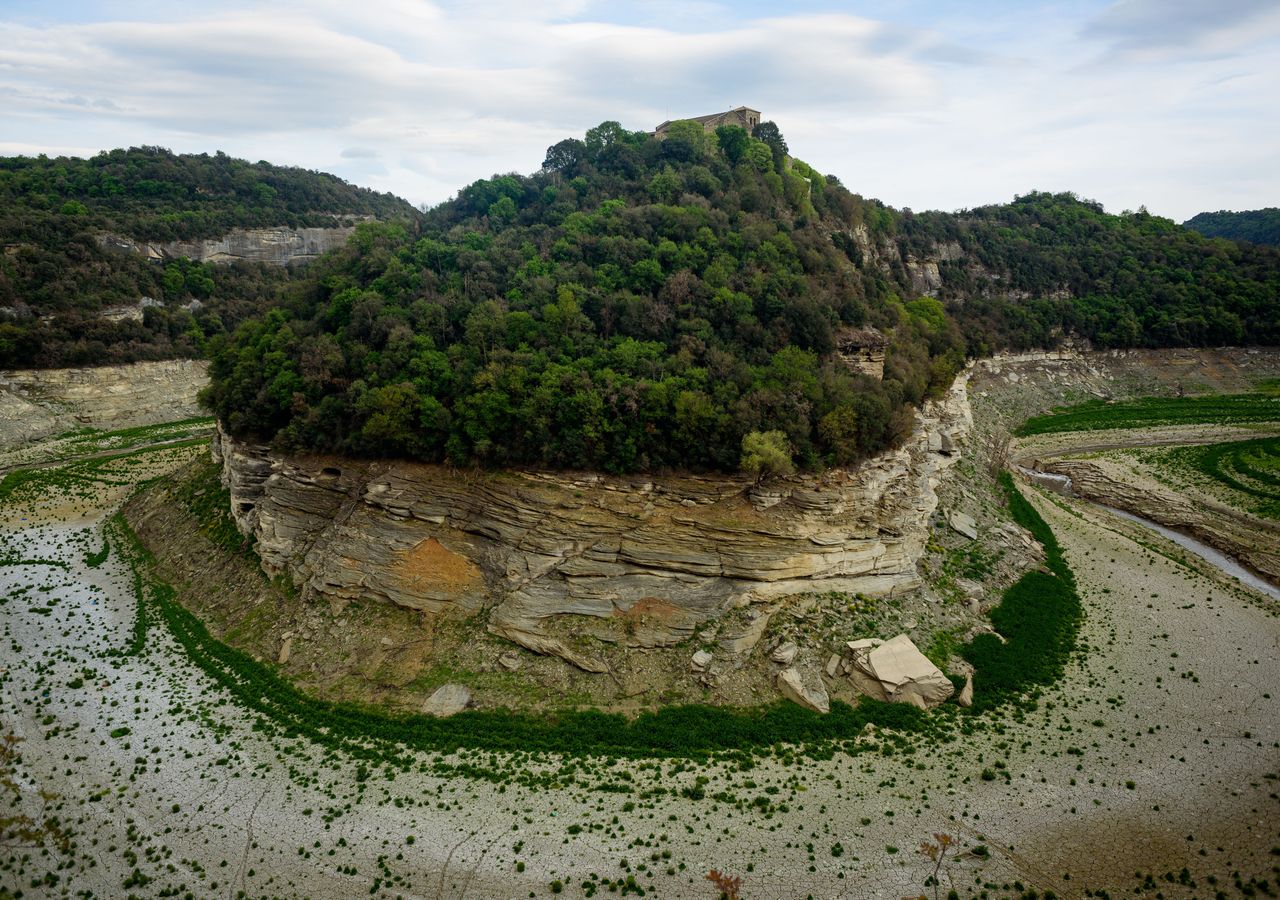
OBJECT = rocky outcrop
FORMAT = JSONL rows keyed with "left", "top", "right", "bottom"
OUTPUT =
{"left": 421, "top": 683, "right": 472, "bottom": 717}
{"left": 0, "top": 360, "right": 209, "bottom": 449}
{"left": 214, "top": 373, "right": 973, "bottom": 669}
{"left": 99, "top": 224, "right": 361, "bottom": 267}
{"left": 777, "top": 667, "right": 830, "bottom": 713}
{"left": 844, "top": 635, "right": 955, "bottom": 708}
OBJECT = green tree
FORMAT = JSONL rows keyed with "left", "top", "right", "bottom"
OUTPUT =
{"left": 740, "top": 430, "right": 794, "bottom": 481}
{"left": 715, "top": 125, "right": 750, "bottom": 165}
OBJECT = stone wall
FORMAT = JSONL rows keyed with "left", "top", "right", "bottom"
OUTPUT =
{"left": 0, "top": 359, "right": 209, "bottom": 449}
{"left": 215, "top": 373, "right": 973, "bottom": 668}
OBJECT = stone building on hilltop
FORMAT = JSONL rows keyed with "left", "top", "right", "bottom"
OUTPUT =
{"left": 653, "top": 106, "right": 761, "bottom": 138}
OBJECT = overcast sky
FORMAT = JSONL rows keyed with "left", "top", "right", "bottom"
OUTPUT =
{"left": 2, "top": 0, "right": 1277, "bottom": 221}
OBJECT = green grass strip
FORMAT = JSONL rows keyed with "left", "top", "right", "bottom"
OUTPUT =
{"left": 1015, "top": 393, "right": 1280, "bottom": 436}
{"left": 961, "top": 473, "right": 1083, "bottom": 714}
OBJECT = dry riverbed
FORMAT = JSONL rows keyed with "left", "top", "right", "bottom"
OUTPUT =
{"left": 2, "top": 433, "right": 1278, "bottom": 899}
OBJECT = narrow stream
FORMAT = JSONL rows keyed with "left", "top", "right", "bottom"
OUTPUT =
{"left": 1017, "top": 466, "right": 1280, "bottom": 603}
{"left": 1099, "top": 504, "right": 1280, "bottom": 603}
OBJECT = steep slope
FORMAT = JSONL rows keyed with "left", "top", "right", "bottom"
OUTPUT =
{"left": 0, "top": 147, "right": 418, "bottom": 367}
{"left": 203, "top": 121, "right": 967, "bottom": 474}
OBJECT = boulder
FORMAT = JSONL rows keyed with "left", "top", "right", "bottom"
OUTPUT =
{"left": 690, "top": 649, "right": 713, "bottom": 672}
{"left": 771, "top": 641, "right": 798, "bottom": 665}
{"left": 421, "top": 683, "right": 472, "bottom": 717}
{"left": 956, "top": 672, "right": 974, "bottom": 708}
{"left": 848, "top": 634, "right": 954, "bottom": 707}
{"left": 948, "top": 511, "right": 978, "bottom": 540}
{"left": 777, "top": 667, "right": 830, "bottom": 714}
{"left": 498, "top": 651, "right": 523, "bottom": 671}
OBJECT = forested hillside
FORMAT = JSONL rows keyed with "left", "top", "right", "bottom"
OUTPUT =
{"left": 0, "top": 147, "right": 417, "bottom": 367}
{"left": 1183, "top": 208, "right": 1280, "bottom": 247}
{"left": 203, "top": 120, "right": 1280, "bottom": 476}
{"left": 902, "top": 193, "right": 1280, "bottom": 352}
{"left": 203, "top": 121, "right": 967, "bottom": 474}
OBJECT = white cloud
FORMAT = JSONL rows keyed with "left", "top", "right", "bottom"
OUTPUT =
{"left": 0, "top": 1, "right": 1276, "bottom": 220}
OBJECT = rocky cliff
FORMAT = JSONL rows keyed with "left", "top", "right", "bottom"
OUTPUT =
{"left": 0, "top": 359, "right": 209, "bottom": 449}
{"left": 99, "top": 224, "right": 361, "bottom": 267}
{"left": 214, "top": 374, "right": 973, "bottom": 670}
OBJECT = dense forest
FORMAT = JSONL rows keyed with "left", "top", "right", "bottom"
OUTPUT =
{"left": 203, "top": 121, "right": 968, "bottom": 474}
{"left": 7, "top": 129, "right": 1278, "bottom": 475}
{"left": 0, "top": 147, "right": 416, "bottom": 367}
{"left": 203, "top": 120, "right": 1280, "bottom": 475}
{"left": 1183, "top": 208, "right": 1280, "bottom": 247}
{"left": 903, "top": 194, "right": 1280, "bottom": 353}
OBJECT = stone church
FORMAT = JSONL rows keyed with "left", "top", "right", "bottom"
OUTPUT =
{"left": 653, "top": 106, "right": 761, "bottom": 138}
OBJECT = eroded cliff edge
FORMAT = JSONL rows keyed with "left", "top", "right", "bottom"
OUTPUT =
{"left": 0, "top": 359, "right": 209, "bottom": 450}
{"left": 215, "top": 373, "right": 973, "bottom": 670}
{"left": 99, "top": 224, "right": 362, "bottom": 267}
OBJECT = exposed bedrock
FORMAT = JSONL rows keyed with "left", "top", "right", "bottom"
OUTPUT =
{"left": 1043, "top": 456, "right": 1280, "bottom": 585}
{"left": 99, "top": 224, "right": 361, "bottom": 267}
{"left": 215, "top": 375, "right": 972, "bottom": 668}
{"left": 0, "top": 359, "right": 209, "bottom": 449}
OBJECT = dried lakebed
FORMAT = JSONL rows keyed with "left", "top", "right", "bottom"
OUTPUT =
{"left": 2, "top": 449, "right": 1279, "bottom": 898}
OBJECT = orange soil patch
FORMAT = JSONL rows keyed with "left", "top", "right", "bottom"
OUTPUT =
{"left": 396, "top": 537, "right": 481, "bottom": 597}
{"left": 615, "top": 596, "right": 684, "bottom": 622}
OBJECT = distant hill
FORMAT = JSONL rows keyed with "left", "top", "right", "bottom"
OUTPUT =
{"left": 0, "top": 147, "right": 418, "bottom": 368}
{"left": 1183, "top": 208, "right": 1280, "bottom": 247}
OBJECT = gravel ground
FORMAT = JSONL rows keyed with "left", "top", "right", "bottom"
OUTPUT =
{"left": 3, "top": 446, "right": 1279, "bottom": 899}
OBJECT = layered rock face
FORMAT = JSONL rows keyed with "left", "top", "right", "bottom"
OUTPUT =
{"left": 99, "top": 225, "right": 359, "bottom": 267}
{"left": 0, "top": 360, "right": 209, "bottom": 449}
{"left": 215, "top": 375, "right": 973, "bottom": 667}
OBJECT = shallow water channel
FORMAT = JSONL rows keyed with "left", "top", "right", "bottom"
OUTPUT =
{"left": 1017, "top": 465, "right": 1280, "bottom": 603}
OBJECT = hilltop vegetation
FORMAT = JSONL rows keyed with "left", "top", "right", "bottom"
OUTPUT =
{"left": 903, "top": 194, "right": 1280, "bottom": 352}
{"left": 203, "top": 121, "right": 966, "bottom": 473}
{"left": 1183, "top": 208, "right": 1280, "bottom": 247}
{"left": 0, "top": 147, "right": 416, "bottom": 367}
{"left": 204, "top": 120, "right": 1280, "bottom": 475}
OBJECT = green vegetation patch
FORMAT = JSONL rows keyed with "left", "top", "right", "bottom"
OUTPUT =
{"left": 172, "top": 460, "right": 258, "bottom": 559}
{"left": 1015, "top": 393, "right": 1280, "bottom": 436}
{"left": 961, "top": 473, "right": 1083, "bottom": 713}
{"left": 1163, "top": 435, "right": 1280, "bottom": 519}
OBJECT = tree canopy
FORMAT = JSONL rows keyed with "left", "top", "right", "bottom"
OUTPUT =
{"left": 0, "top": 147, "right": 417, "bottom": 367}
{"left": 1183, "top": 208, "right": 1280, "bottom": 247}
{"left": 203, "top": 121, "right": 964, "bottom": 474}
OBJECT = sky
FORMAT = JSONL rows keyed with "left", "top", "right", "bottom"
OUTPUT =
{"left": 1, "top": 0, "right": 1277, "bottom": 221}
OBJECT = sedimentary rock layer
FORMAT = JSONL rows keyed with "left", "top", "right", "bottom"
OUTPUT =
{"left": 0, "top": 359, "right": 209, "bottom": 449}
{"left": 215, "top": 375, "right": 972, "bottom": 663}
{"left": 99, "top": 225, "right": 359, "bottom": 267}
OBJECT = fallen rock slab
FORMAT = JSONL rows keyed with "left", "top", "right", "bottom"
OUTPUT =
{"left": 777, "top": 667, "right": 830, "bottom": 714}
{"left": 849, "top": 634, "right": 954, "bottom": 707}
{"left": 948, "top": 511, "right": 978, "bottom": 540}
